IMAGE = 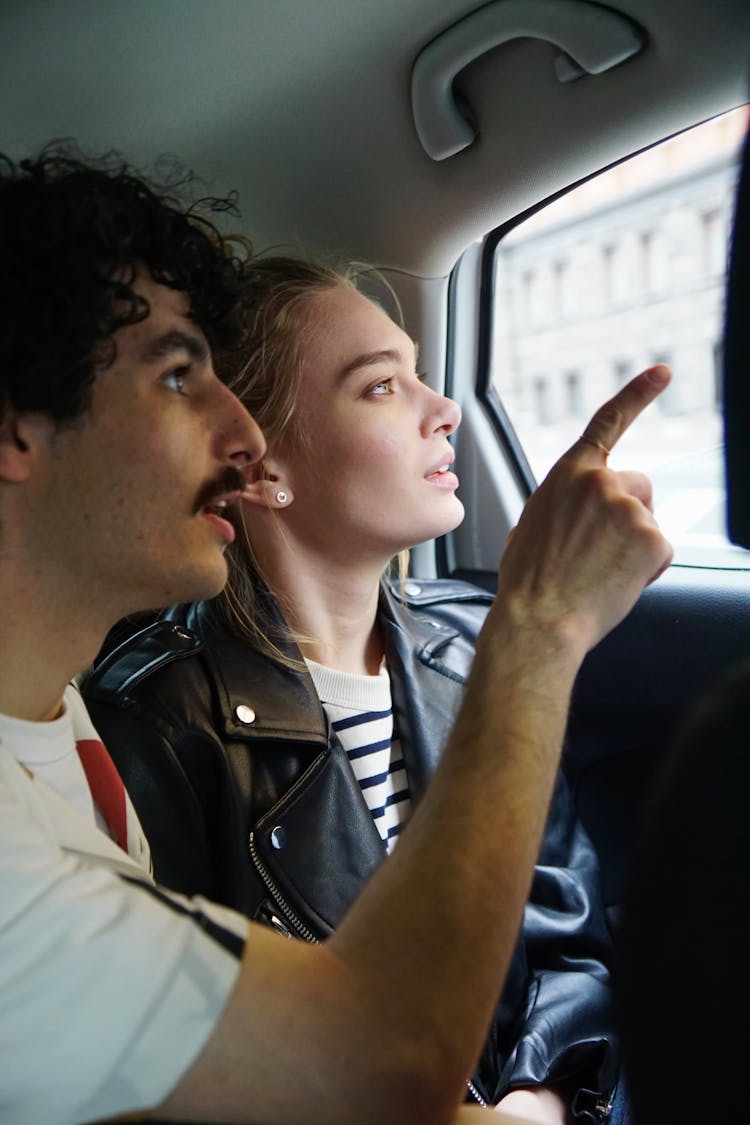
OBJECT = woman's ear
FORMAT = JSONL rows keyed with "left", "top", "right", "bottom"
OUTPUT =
{"left": 0, "top": 412, "right": 38, "bottom": 483}
{"left": 240, "top": 459, "right": 294, "bottom": 510}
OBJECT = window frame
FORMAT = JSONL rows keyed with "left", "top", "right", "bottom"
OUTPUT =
{"left": 464, "top": 111, "right": 750, "bottom": 573}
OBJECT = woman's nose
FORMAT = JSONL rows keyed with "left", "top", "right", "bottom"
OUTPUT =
{"left": 423, "top": 387, "right": 462, "bottom": 437}
{"left": 216, "top": 379, "right": 267, "bottom": 470}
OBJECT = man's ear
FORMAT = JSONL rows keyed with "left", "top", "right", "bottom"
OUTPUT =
{"left": 0, "top": 412, "right": 39, "bottom": 483}
{"left": 241, "top": 458, "right": 295, "bottom": 510}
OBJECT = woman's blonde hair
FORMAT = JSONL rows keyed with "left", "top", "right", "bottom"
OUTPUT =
{"left": 213, "top": 254, "right": 408, "bottom": 661}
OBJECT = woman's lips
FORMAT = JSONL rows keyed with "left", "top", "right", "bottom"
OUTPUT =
{"left": 425, "top": 465, "right": 459, "bottom": 490}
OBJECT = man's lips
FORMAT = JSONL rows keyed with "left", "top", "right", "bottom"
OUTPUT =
{"left": 200, "top": 490, "right": 247, "bottom": 544}
{"left": 194, "top": 466, "right": 249, "bottom": 515}
{"left": 195, "top": 467, "right": 250, "bottom": 545}
{"left": 201, "top": 501, "right": 239, "bottom": 544}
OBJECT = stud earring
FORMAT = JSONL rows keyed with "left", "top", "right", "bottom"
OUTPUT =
{"left": 275, "top": 490, "right": 288, "bottom": 505}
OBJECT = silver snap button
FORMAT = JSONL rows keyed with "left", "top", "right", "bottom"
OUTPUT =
{"left": 270, "top": 825, "right": 286, "bottom": 850}
{"left": 168, "top": 624, "right": 194, "bottom": 650}
{"left": 235, "top": 704, "right": 256, "bottom": 724}
{"left": 404, "top": 582, "right": 421, "bottom": 597}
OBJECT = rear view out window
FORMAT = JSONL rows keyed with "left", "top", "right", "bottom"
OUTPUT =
{"left": 490, "top": 106, "right": 749, "bottom": 567}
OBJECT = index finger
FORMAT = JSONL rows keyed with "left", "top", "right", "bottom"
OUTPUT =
{"left": 577, "top": 364, "right": 672, "bottom": 459}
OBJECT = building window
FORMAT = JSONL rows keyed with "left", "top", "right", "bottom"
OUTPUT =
{"left": 640, "top": 231, "right": 654, "bottom": 290}
{"left": 552, "top": 258, "right": 569, "bottom": 318}
{"left": 614, "top": 359, "right": 632, "bottom": 386}
{"left": 702, "top": 208, "right": 725, "bottom": 276}
{"left": 564, "top": 370, "right": 583, "bottom": 418}
{"left": 602, "top": 243, "right": 617, "bottom": 303}
{"left": 533, "top": 377, "right": 553, "bottom": 425}
{"left": 521, "top": 269, "right": 535, "bottom": 324}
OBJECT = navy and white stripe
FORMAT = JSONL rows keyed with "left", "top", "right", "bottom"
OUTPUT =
{"left": 306, "top": 660, "right": 413, "bottom": 853}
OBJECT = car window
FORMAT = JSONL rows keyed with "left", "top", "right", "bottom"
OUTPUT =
{"left": 488, "top": 105, "right": 749, "bottom": 568}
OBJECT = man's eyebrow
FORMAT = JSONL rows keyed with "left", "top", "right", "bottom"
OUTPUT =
{"left": 141, "top": 328, "right": 209, "bottom": 365}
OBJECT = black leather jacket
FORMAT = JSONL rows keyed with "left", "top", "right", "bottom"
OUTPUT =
{"left": 82, "top": 578, "right": 616, "bottom": 1115}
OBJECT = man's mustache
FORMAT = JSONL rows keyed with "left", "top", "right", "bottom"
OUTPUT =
{"left": 193, "top": 466, "right": 249, "bottom": 513}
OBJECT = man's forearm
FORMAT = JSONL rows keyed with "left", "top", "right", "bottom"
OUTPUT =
{"left": 329, "top": 609, "right": 585, "bottom": 1103}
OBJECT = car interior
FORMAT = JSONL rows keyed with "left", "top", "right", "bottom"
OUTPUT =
{"left": 2, "top": 0, "right": 748, "bottom": 991}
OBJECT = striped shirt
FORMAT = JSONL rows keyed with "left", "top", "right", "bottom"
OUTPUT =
{"left": 306, "top": 659, "right": 413, "bottom": 853}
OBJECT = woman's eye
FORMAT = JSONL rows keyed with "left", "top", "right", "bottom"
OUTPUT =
{"left": 367, "top": 378, "right": 393, "bottom": 397}
{"left": 162, "top": 367, "right": 189, "bottom": 395}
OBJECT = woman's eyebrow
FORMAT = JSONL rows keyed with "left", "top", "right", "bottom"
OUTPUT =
{"left": 339, "top": 341, "right": 419, "bottom": 380}
{"left": 142, "top": 328, "right": 209, "bottom": 365}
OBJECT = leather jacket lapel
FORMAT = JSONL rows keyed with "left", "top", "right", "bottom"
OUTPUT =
{"left": 380, "top": 583, "right": 470, "bottom": 802}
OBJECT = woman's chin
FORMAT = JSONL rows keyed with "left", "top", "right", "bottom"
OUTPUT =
{"left": 405, "top": 500, "right": 466, "bottom": 550}
{"left": 437, "top": 494, "right": 466, "bottom": 534}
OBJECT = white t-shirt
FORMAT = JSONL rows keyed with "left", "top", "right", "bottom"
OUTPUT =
{"left": 7, "top": 683, "right": 150, "bottom": 866}
{"left": 0, "top": 691, "right": 248, "bottom": 1125}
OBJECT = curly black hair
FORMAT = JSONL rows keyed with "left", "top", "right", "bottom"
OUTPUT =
{"left": 0, "top": 142, "right": 248, "bottom": 424}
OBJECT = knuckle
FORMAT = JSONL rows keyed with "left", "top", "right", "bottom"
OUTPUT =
{"left": 578, "top": 465, "right": 609, "bottom": 497}
{"left": 591, "top": 404, "right": 623, "bottom": 434}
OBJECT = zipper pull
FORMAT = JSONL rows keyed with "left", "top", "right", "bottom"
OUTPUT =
{"left": 255, "top": 900, "right": 296, "bottom": 939}
{"left": 572, "top": 1086, "right": 614, "bottom": 1122}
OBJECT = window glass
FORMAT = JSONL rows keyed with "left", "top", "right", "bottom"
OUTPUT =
{"left": 490, "top": 106, "right": 749, "bottom": 567}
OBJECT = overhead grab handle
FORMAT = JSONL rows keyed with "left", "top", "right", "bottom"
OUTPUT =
{"left": 411, "top": 0, "right": 646, "bottom": 161}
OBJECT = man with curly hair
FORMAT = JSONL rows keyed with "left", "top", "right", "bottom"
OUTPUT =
{"left": 0, "top": 145, "right": 671, "bottom": 1124}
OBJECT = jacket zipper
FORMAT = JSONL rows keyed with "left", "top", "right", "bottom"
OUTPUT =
{"left": 250, "top": 832, "right": 487, "bottom": 1106}
{"left": 466, "top": 1080, "right": 487, "bottom": 1106}
{"left": 572, "top": 1086, "right": 614, "bottom": 1121}
{"left": 249, "top": 832, "right": 319, "bottom": 943}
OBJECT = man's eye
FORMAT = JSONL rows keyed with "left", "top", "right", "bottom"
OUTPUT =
{"left": 162, "top": 367, "right": 189, "bottom": 395}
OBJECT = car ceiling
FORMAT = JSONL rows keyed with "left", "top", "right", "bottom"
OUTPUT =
{"left": 1, "top": 0, "right": 748, "bottom": 277}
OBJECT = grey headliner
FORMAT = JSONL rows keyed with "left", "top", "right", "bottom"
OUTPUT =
{"left": 1, "top": 0, "right": 748, "bottom": 275}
